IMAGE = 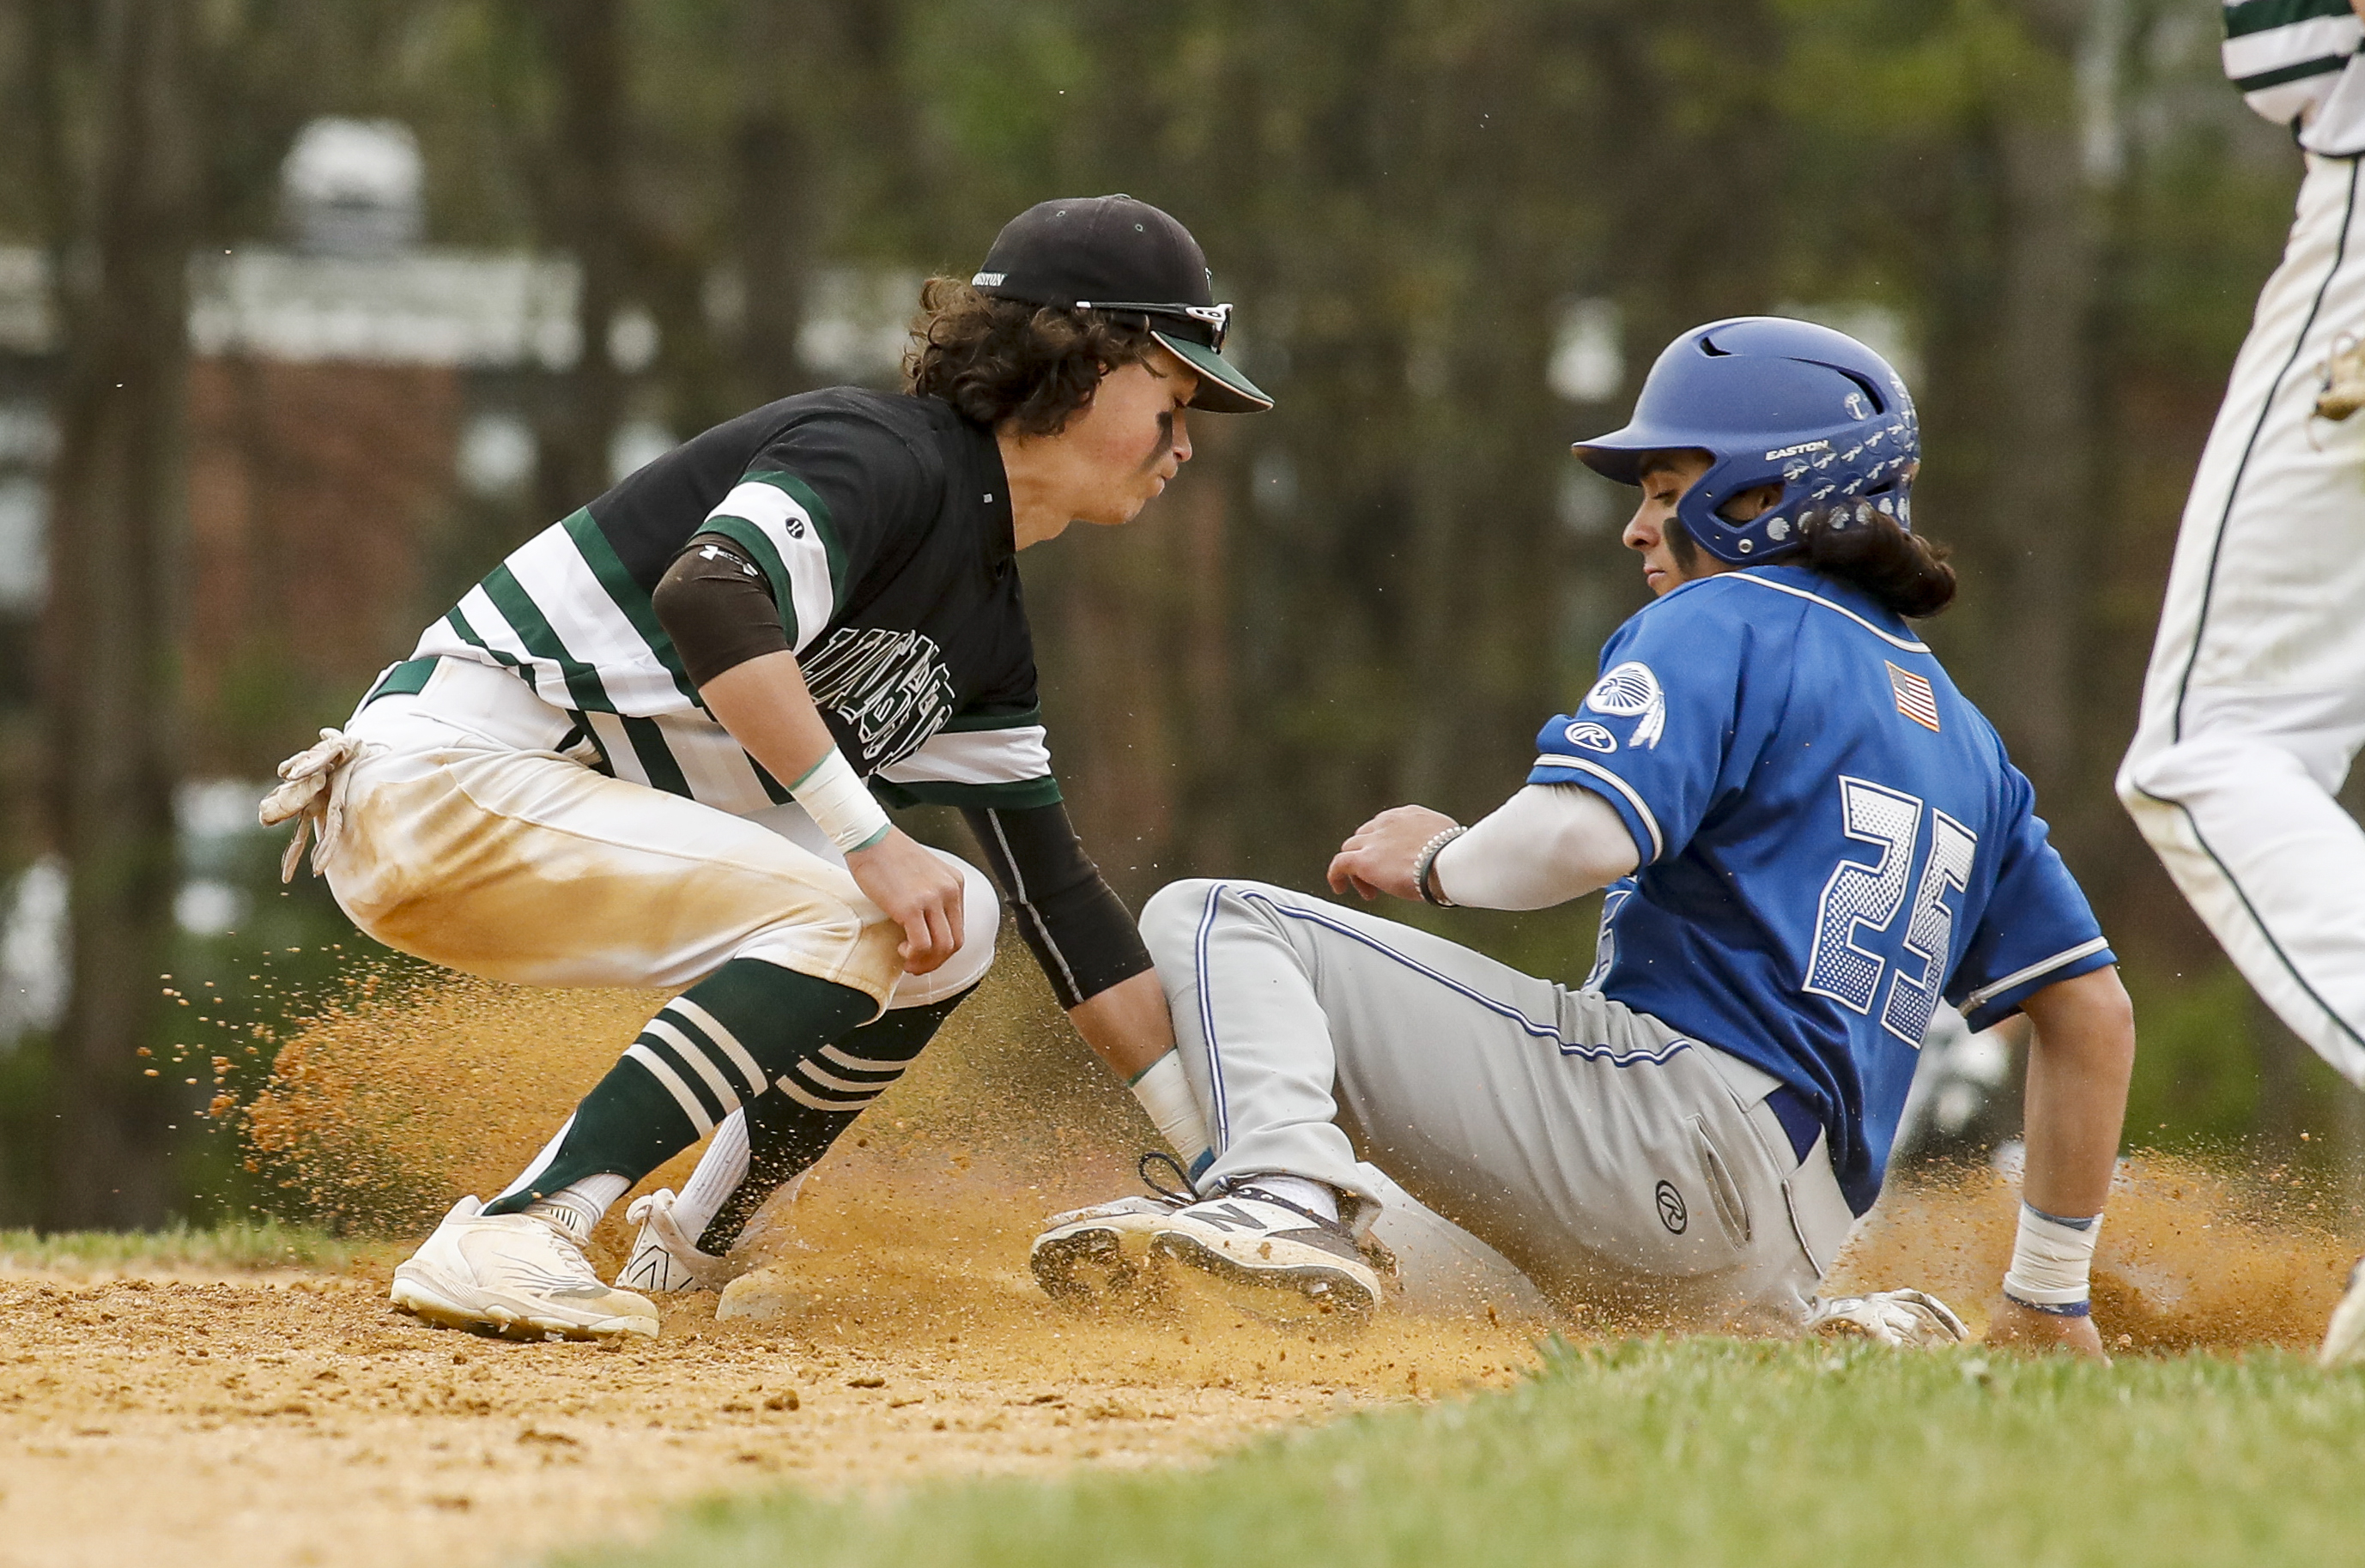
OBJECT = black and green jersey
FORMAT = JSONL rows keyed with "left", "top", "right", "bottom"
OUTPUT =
{"left": 409, "top": 388, "right": 1057, "bottom": 814}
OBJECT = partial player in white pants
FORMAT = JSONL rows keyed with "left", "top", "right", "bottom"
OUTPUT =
{"left": 2118, "top": 11, "right": 2365, "bottom": 1365}
{"left": 2118, "top": 151, "right": 2365, "bottom": 1087}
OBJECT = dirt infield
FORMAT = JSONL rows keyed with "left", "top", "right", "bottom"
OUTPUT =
{"left": 2, "top": 966, "right": 2356, "bottom": 1568}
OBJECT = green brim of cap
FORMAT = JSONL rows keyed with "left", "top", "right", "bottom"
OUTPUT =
{"left": 1153, "top": 330, "right": 1274, "bottom": 415}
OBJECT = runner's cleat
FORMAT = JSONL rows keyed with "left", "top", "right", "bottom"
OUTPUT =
{"left": 1149, "top": 1186, "right": 1383, "bottom": 1327}
{"left": 391, "top": 1196, "right": 659, "bottom": 1341}
{"left": 1804, "top": 1288, "right": 1969, "bottom": 1347}
{"left": 2320, "top": 1256, "right": 2365, "bottom": 1368}
{"left": 617, "top": 1189, "right": 743, "bottom": 1296}
{"left": 1029, "top": 1151, "right": 1195, "bottom": 1305}
{"left": 1031, "top": 1194, "right": 1186, "bottom": 1304}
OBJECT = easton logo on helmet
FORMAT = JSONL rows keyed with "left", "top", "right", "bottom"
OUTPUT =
{"left": 1765, "top": 440, "right": 1830, "bottom": 460}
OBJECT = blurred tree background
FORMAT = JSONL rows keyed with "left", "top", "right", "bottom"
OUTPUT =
{"left": 0, "top": 0, "right": 2351, "bottom": 1227}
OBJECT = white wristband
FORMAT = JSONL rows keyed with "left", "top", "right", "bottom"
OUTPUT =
{"left": 1127, "top": 1051, "right": 1213, "bottom": 1183}
{"left": 2002, "top": 1202, "right": 2101, "bottom": 1306}
{"left": 789, "top": 748, "right": 892, "bottom": 854}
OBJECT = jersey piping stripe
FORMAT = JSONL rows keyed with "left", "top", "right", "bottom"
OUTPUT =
{"left": 640, "top": 1019, "right": 743, "bottom": 1113}
{"left": 2173, "top": 156, "right": 2360, "bottom": 742}
{"left": 1238, "top": 888, "right": 1696, "bottom": 1066}
{"left": 1193, "top": 885, "right": 1233, "bottom": 1147}
{"left": 667, "top": 1000, "right": 769, "bottom": 1096}
{"left": 562, "top": 510, "right": 703, "bottom": 707}
{"left": 1955, "top": 936, "right": 2113, "bottom": 1015}
{"left": 1726, "top": 573, "right": 1931, "bottom": 651}
{"left": 1530, "top": 754, "right": 1666, "bottom": 863}
{"left": 625, "top": 1043, "right": 716, "bottom": 1135}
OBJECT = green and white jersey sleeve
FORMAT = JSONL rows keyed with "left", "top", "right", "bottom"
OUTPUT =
{"left": 2224, "top": 0, "right": 2365, "bottom": 136}
{"left": 694, "top": 470, "right": 847, "bottom": 655}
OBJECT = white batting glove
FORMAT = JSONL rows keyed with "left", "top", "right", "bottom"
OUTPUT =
{"left": 1804, "top": 1288, "right": 1969, "bottom": 1348}
{"left": 258, "top": 727, "right": 361, "bottom": 882}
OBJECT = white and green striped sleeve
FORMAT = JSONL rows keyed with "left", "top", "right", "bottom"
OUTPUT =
{"left": 694, "top": 470, "right": 846, "bottom": 655}
{"left": 2224, "top": 0, "right": 2364, "bottom": 126}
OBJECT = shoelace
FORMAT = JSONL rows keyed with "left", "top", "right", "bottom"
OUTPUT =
{"left": 1137, "top": 1149, "right": 1196, "bottom": 1206}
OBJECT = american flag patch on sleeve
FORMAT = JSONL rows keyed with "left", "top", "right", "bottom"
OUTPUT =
{"left": 1887, "top": 661, "right": 1941, "bottom": 731}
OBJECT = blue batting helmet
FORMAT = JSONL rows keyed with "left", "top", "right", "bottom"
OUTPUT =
{"left": 1573, "top": 317, "right": 1919, "bottom": 566}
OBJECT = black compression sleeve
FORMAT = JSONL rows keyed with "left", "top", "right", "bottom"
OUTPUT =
{"left": 961, "top": 801, "right": 1152, "bottom": 1010}
{"left": 652, "top": 534, "right": 791, "bottom": 686}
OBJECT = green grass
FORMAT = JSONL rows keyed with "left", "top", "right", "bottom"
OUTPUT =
{"left": 0, "top": 1218, "right": 366, "bottom": 1274}
{"left": 579, "top": 1337, "right": 2365, "bottom": 1568}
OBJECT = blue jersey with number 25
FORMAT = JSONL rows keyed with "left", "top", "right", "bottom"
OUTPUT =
{"left": 1529, "top": 565, "right": 2113, "bottom": 1215}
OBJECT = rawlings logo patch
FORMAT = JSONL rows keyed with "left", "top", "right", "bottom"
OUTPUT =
{"left": 1562, "top": 720, "right": 1619, "bottom": 754}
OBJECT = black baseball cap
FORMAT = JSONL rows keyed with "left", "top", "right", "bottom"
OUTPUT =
{"left": 972, "top": 195, "right": 1274, "bottom": 415}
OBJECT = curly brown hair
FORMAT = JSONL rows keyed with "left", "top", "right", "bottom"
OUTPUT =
{"left": 902, "top": 276, "right": 1158, "bottom": 436}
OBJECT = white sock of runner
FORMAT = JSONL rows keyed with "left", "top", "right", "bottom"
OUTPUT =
{"left": 666, "top": 1111, "right": 752, "bottom": 1245}
{"left": 1246, "top": 1174, "right": 1340, "bottom": 1225}
{"left": 524, "top": 1172, "right": 629, "bottom": 1244}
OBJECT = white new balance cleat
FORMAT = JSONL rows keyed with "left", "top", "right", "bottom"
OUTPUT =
{"left": 2320, "top": 1256, "right": 2365, "bottom": 1368}
{"left": 1030, "top": 1152, "right": 1198, "bottom": 1305}
{"left": 1149, "top": 1186, "right": 1384, "bottom": 1327}
{"left": 1804, "top": 1288, "right": 1969, "bottom": 1348}
{"left": 390, "top": 1196, "right": 660, "bottom": 1341}
{"left": 617, "top": 1189, "right": 743, "bottom": 1296}
{"left": 1031, "top": 1194, "right": 1187, "bottom": 1305}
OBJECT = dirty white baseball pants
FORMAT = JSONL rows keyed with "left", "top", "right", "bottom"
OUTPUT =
{"left": 2119, "top": 150, "right": 2365, "bottom": 1086}
{"left": 322, "top": 655, "right": 998, "bottom": 1007}
{"left": 1140, "top": 878, "right": 1857, "bottom": 1332}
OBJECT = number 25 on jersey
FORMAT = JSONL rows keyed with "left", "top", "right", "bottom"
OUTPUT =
{"left": 1804, "top": 777, "right": 1978, "bottom": 1048}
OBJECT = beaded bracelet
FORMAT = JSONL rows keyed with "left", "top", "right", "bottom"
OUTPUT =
{"left": 1412, "top": 825, "right": 1468, "bottom": 907}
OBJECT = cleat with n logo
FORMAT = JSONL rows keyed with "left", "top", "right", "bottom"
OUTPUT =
{"left": 1147, "top": 1187, "right": 1383, "bottom": 1329}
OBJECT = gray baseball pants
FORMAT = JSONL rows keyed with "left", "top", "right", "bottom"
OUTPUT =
{"left": 1140, "top": 878, "right": 1858, "bottom": 1332}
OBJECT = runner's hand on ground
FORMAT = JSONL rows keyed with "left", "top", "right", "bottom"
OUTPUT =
{"left": 1981, "top": 1294, "right": 2108, "bottom": 1361}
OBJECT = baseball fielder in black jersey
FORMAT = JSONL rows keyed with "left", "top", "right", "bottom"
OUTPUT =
{"left": 260, "top": 196, "right": 1271, "bottom": 1339}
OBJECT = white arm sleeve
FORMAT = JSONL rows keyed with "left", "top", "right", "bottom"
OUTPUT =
{"left": 1430, "top": 784, "right": 1640, "bottom": 911}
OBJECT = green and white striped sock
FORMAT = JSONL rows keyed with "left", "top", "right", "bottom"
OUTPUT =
{"left": 484, "top": 958, "right": 874, "bottom": 1222}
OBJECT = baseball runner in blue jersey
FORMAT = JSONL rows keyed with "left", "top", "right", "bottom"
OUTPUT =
{"left": 1035, "top": 319, "right": 2137, "bottom": 1352}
